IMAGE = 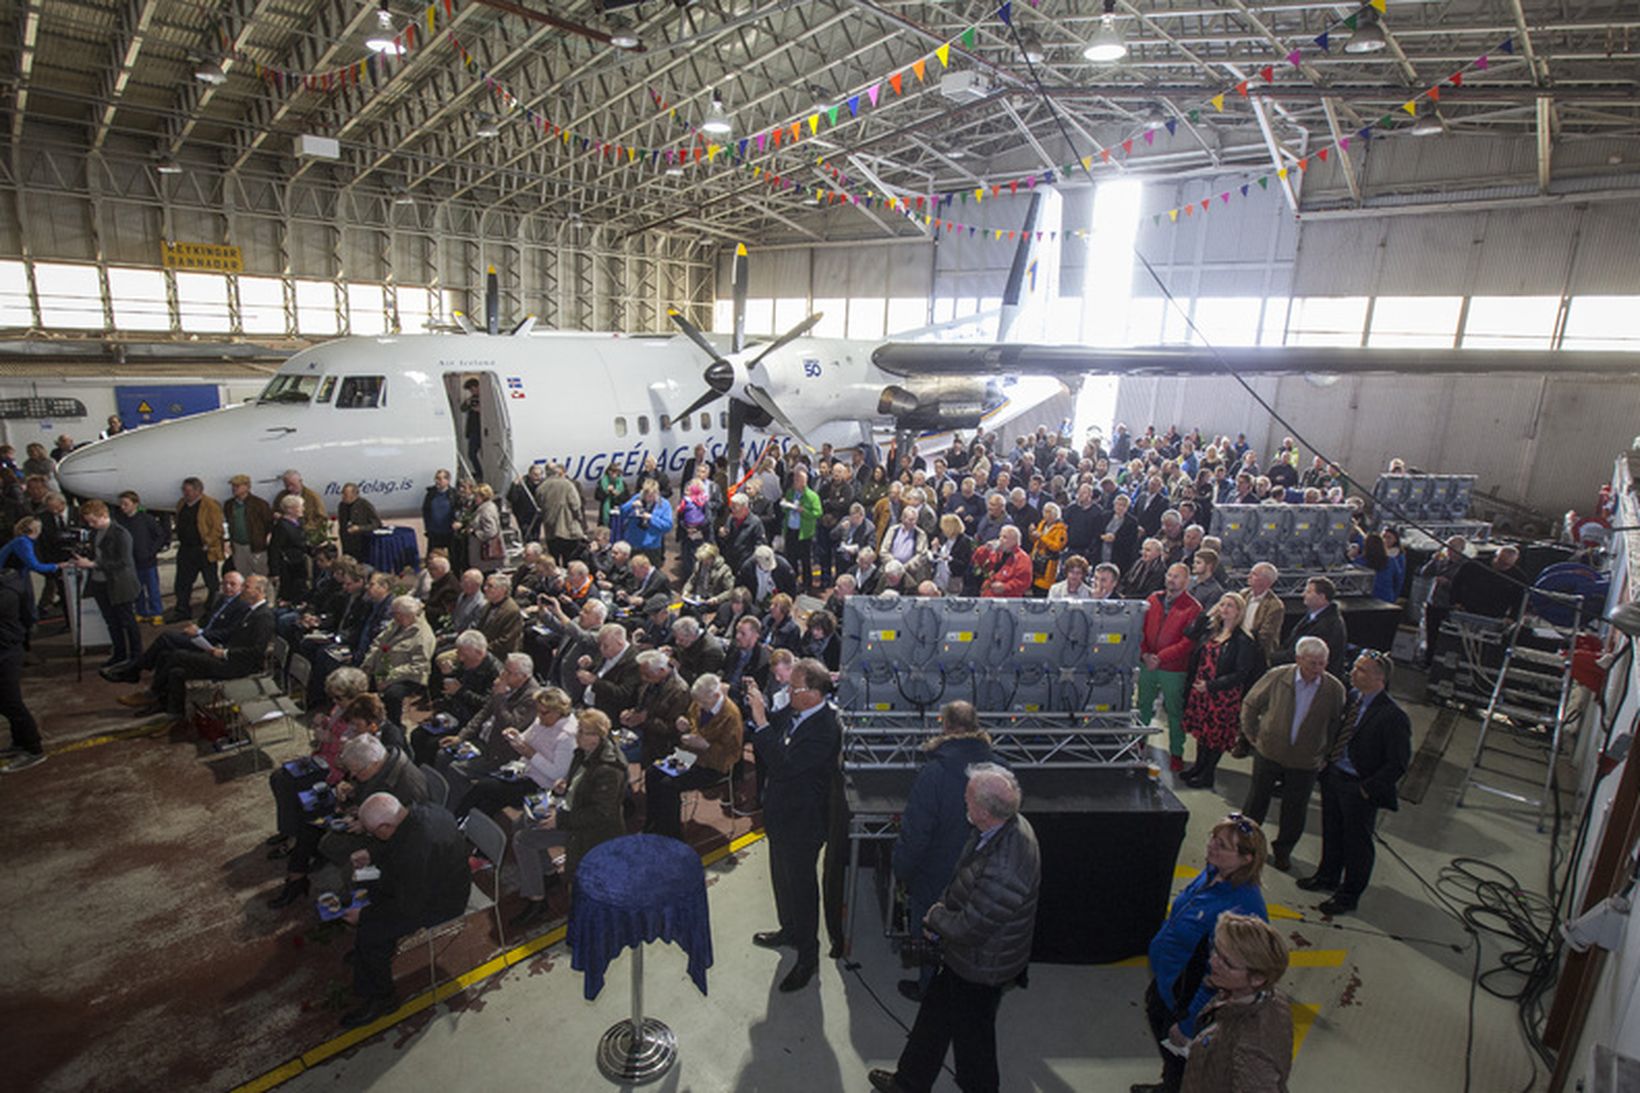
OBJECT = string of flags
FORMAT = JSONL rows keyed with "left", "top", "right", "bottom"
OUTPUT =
{"left": 216, "top": 0, "right": 458, "bottom": 96}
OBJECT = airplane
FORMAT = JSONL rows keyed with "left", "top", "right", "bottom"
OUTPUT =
{"left": 57, "top": 185, "right": 1640, "bottom": 519}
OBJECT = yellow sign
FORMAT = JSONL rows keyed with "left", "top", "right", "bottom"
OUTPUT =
{"left": 162, "top": 241, "right": 243, "bottom": 273}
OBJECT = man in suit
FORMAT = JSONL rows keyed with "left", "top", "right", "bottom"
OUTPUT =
{"left": 1238, "top": 636, "right": 1348, "bottom": 871}
{"left": 1270, "top": 576, "right": 1349, "bottom": 680}
{"left": 437, "top": 651, "right": 541, "bottom": 813}
{"left": 746, "top": 657, "right": 842, "bottom": 992}
{"left": 107, "top": 569, "right": 248, "bottom": 685}
{"left": 1241, "top": 562, "right": 1285, "bottom": 663}
{"left": 623, "top": 649, "right": 692, "bottom": 766}
{"left": 574, "top": 622, "right": 641, "bottom": 724}
{"left": 1136, "top": 475, "right": 1170, "bottom": 537}
{"left": 1299, "top": 651, "right": 1412, "bottom": 915}
{"left": 645, "top": 672, "right": 745, "bottom": 839}
{"left": 718, "top": 493, "right": 767, "bottom": 578}
{"left": 129, "top": 573, "right": 276, "bottom": 719}
{"left": 475, "top": 572, "right": 524, "bottom": 657}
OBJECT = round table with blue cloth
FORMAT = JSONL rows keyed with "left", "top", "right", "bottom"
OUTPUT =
{"left": 366, "top": 527, "right": 421, "bottom": 576}
{"left": 569, "top": 833, "right": 713, "bottom": 1001}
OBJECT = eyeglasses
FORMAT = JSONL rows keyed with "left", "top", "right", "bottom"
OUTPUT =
{"left": 1224, "top": 812, "right": 1255, "bottom": 835}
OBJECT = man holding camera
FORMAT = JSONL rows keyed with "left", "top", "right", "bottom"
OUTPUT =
{"left": 870, "top": 764, "right": 1041, "bottom": 1093}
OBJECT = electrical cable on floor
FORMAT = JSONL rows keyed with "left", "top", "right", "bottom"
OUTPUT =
{"left": 842, "top": 958, "right": 960, "bottom": 1082}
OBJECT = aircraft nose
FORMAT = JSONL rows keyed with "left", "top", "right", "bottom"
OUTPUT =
{"left": 55, "top": 441, "right": 123, "bottom": 499}
{"left": 55, "top": 421, "right": 204, "bottom": 508}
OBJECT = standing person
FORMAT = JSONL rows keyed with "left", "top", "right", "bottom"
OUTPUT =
{"left": 890, "top": 701, "right": 995, "bottom": 1002}
{"left": 620, "top": 479, "right": 673, "bottom": 568}
{"left": 1241, "top": 563, "right": 1284, "bottom": 664}
{"left": 1298, "top": 651, "right": 1412, "bottom": 916}
{"left": 223, "top": 475, "right": 274, "bottom": 578}
{"left": 1133, "top": 815, "right": 1270, "bottom": 1093}
{"left": 269, "top": 495, "right": 311, "bottom": 604}
{"left": 745, "top": 659, "right": 842, "bottom": 992}
{"left": 594, "top": 465, "right": 631, "bottom": 537}
{"left": 1181, "top": 593, "right": 1264, "bottom": 790}
{"left": 535, "top": 462, "right": 588, "bottom": 565}
{"left": 1176, "top": 914, "right": 1294, "bottom": 1093}
{"left": 1100, "top": 491, "right": 1140, "bottom": 572}
{"left": 71, "top": 500, "right": 142, "bottom": 671}
{"left": 1029, "top": 501, "right": 1069, "bottom": 597}
{"left": 467, "top": 484, "right": 505, "bottom": 573}
{"left": 273, "top": 469, "right": 329, "bottom": 545}
{"left": 461, "top": 377, "right": 484, "bottom": 480}
{"left": 336, "top": 483, "right": 383, "bottom": 564}
{"left": 114, "top": 491, "right": 167, "bottom": 625}
{"left": 779, "top": 466, "right": 822, "bottom": 592}
{"left": 421, "top": 469, "right": 458, "bottom": 556}
{"left": 868, "top": 764, "right": 1041, "bottom": 1093}
{"left": 0, "top": 568, "right": 43, "bottom": 773}
{"left": 1237, "top": 637, "right": 1347, "bottom": 871}
{"left": 168, "top": 476, "right": 223, "bottom": 623}
{"left": 1138, "top": 564, "right": 1202, "bottom": 773}
{"left": 1418, "top": 535, "right": 1467, "bottom": 667}
{"left": 1269, "top": 576, "right": 1349, "bottom": 681}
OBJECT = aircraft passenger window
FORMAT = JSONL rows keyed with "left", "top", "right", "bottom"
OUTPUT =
{"left": 659, "top": 415, "right": 672, "bottom": 432}
{"left": 614, "top": 417, "right": 628, "bottom": 438}
{"left": 719, "top": 411, "right": 727, "bottom": 428}
{"left": 680, "top": 414, "right": 691, "bottom": 432}
{"left": 637, "top": 415, "right": 650, "bottom": 435}
{"left": 336, "top": 375, "right": 385, "bottom": 409}
{"left": 700, "top": 413, "right": 711, "bottom": 430}
{"left": 316, "top": 377, "right": 336, "bottom": 404}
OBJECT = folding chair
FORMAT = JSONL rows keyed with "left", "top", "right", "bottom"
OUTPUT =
{"left": 461, "top": 810, "right": 509, "bottom": 949}
{"left": 419, "top": 763, "right": 450, "bottom": 808}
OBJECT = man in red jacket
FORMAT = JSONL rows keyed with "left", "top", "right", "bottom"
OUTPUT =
{"left": 1137, "top": 563, "right": 1201, "bottom": 772}
{"left": 972, "top": 525, "right": 1033, "bottom": 598}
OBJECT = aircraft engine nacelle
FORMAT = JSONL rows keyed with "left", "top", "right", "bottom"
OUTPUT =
{"left": 875, "top": 377, "right": 999, "bottom": 430}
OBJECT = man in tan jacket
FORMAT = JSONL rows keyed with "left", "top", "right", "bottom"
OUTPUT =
{"left": 645, "top": 671, "right": 745, "bottom": 840}
{"left": 1238, "top": 635, "right": 1346, "bottom": 871}
{"left": 1241, "top": 561, "right": 1285, "bottom": 662}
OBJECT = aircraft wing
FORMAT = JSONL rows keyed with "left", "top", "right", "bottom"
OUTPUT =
{"left": 870, "top": 343, "right": 1640, "bottom": 378}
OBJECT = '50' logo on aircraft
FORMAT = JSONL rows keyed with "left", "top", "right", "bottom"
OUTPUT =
{"left": 802, "top": 358, "right": 822, "bottom": 378}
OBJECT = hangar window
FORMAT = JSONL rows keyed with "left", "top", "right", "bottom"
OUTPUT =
{"left": 335, "top": 376, "right": 385, "bottom": 409}
{"left": 637, "top": 415, "right": 650, "bottom": 435}
{"left": 614, "top": 416, "right": 628, "bottom": 438}
{"left": 0, "top": 397, "right": 87, "bottom": 420}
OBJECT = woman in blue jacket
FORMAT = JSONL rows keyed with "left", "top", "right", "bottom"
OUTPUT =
{"left": 890, "top": 701, "right": 997, "bottom": 1002}
{"left": 1136, "top": 814, "right": 1270, "bottom": 1093}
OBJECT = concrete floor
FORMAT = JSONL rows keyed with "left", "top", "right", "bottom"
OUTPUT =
{"left": 277, "top": 682, "right": 1558, "bottom": 1093}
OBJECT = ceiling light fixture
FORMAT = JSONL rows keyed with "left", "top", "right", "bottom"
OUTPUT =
{"left": 193, "top": 58, "right": 227, "bottom": 85}
{"left": 701, "top": 89, "right": 732, "bottom": 136}
{"left": 665, "top": 166, "right": 684, "bottom": 177}
{"left": 1344, "top": 9, "right": 1389, "bottom": 54}
{"left": 1145, "top": 104, "right": 1168, "bottom": 130}
{"left": 1016, "top": 28, "right": 1046, "bottom": 66}
{"left": 1410, "top": 104, "right": 1447, "bottom": 137}
{"left": 607, "top": 15, "right": 640, "bottom": 50}
{"left": 367, "top": 4, "right": 402, "bottom": 54}
{"left": 475, "top": 115, "right": 500, "bottom": 139}
{"left": 156, "top": 157, "right": 183, "bottom": 175}
{"left": 1083, "top": 0, "right": 1127, "bottom": 63}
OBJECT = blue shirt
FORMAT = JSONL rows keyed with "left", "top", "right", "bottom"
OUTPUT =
{"left": 1334, "top": 690, "right": 1378, "bottom": 777}
{"left": 1148, "top": 866, "right": 1268, "bottom": 1035}
{"left": 0, "top": 535, "right": 57, "bottom": 576}
{"left": 1291, "top": 671, "right": 1322, "bottom": 746}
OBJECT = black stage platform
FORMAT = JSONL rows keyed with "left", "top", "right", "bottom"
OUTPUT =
{"left": 1278, "top": 595, "right": 1405, "bottom": 658}
{"left": 841, "top": 767, "right": 1190, "bottom": 965}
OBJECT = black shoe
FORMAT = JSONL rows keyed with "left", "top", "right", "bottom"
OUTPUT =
{"left": 1271, "top": 850, "right": 1293, "bottom": 872}
{"left": 266, "top": 840, "right": 293, "bottom": 861}
{"left": 869, "top": 1070, "right": 911, "bottom": 1093}
{"left": 779, "top": 960, "right": 818, "bottom": 992}
{"left": 752, "top": 930, "right": 793, "bottom": 950}
{"left": 266, "top": 876, "right": 310, "bottom": 910}
{"left": 510, "top": 899, "right": 551, "bottom": 930}
{"left": 265, "top": 832, "right": 288, "bottom": 846}
{"left": 828, "top": 940, "right": 845, "bottom": 960}
{"left": 338, "top": 995, "right": 397, "bottom": 1029}
{"left": 1296, "top": 874, "right": 1339, "bottom": 893}
{"left": 1318, "top": 896, "right": 1357, "bottom": 916}
{"left": 896, "top": 978, "right": 927, "bottom": 1003}
{"left": 98, "top": 662, "right": 141, "bottom": 684}
{"left": 164, "top": 611, "right": 192, "bottom": 624}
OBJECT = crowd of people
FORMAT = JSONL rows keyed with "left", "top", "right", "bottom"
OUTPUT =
{"left": 0, "top": 419, "right": 1464, "bottom": 1083}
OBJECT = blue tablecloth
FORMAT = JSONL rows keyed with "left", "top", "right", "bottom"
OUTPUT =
{"left": 568, "top": 834, "right": 713, "bottom": 1002}
{"left": 367, "top": 527, "right": 420, "bottom": 575}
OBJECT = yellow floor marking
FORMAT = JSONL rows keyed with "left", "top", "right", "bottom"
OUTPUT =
{"left": 1288, "top": 949, "right": 1347, "bottom": 968}
{"left": 49, "top": 717, "right": 173, "bottom": 754}
{"left": 1291, "top": 1001, "right": 1322, "bottom": 1057}
{"left": 229, "top": 829, "right": 766, "bottom": 1092}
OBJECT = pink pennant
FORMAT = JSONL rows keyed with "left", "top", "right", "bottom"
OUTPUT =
{"left": 1286, "top": 49, "right": 1302, "bottom": 66}
{"left": 1220, "top": 192, "right": 1230, "bottom": 204}
{"left": 867, "top": 83, "right": 880, "bottom": 107}
{"left": 1339, "top": 137, "right": 1351, "bottom": 151}
{"left": 756, "top": 132, "right": 767, "bottom": 152}
{"left": 1143, "top": 130, "right": 1156, "bottom": 145}
{"left": 1476, "top": 55, "right": 1489, "bottom": 70}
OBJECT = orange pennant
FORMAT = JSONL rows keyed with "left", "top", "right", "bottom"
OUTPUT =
{"left": 912, "top": 58, "right": 926, "bottom": 82}
{"left": 1428, "top": 86, "right": 1441, "bottom": 101}
{"left": 890, "top": 72, "right": 903, "bottom": 95}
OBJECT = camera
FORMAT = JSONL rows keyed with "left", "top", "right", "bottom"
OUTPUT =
{"left": 58, "top": 525, "right": 93, "bottom": 558}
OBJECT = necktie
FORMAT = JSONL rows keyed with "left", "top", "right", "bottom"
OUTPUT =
{"left": 1331, "top": 696, "right": 1365, "bottom": 763}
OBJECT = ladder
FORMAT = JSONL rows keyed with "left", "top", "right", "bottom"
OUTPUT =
{"left": 1455, "top": 586, "right": 1584, "bottom": 832}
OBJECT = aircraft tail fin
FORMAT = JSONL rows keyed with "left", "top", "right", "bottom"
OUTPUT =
{"left": 997, "top": 187, "right": 1062, "bottom": 342}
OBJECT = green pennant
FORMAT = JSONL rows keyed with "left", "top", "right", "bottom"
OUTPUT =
{"left": 961, "top": 192, "right": 969, "bottom": 204}
{"left": 1379, "top": 114, "right": 1393, "bottom": 126}
{"left": 1344, "top": 13, "right": 1358, "bottom": 29}
{"left": 1188, "top": 109, "right": 1200, "bottom": 123}
{"left": 827, "top": 105, "right": 839, "bottom": 127}
{"left": 1257, "top": 176, "right": 1269, "bottom": 189}
{"left": 962, "top": 26, "right": 976, "bottom": 48}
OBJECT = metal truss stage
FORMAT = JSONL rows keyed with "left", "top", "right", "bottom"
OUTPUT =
{"left": 840, "top": 710, "right": 1153, "bottom": 770}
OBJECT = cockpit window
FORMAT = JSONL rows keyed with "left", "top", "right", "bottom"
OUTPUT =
{"left": 258, "top": 374, "right": 322, "bottom": 404}
{"left": 316, "top": 377, "right": 336, "bottom": 404}
{"left": 335, "top": 376, "right": 386, "bottom": 409}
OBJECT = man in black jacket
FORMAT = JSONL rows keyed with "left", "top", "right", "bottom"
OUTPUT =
{"left": 746, "top": 658, "right": 841, "bottom": 992}
{"left": 1270, "top": 576, "right": 1350, "bottom": 680}
{"left": 126, "top": 574, "right": 275, "bottom": 718}
{"left": 339, "top": 794, "right": 470, "bottom": 1027}
{"left": 1298, "top": 651, "right": 1412, "bottom": 916}
{"left": 870, "top": 763, "right": 1041, "bottom": 1093}
{"left": 0, "top": 569, "right": 44, "bottom": 773}
{"left": 109, "top": 569, "right": 248, "bottom": 685}
{"left": 817, "top": 462, "right": 858, "bottom": 589}
{"left": 717, "top": 493, "right": 766, "bottom": 577}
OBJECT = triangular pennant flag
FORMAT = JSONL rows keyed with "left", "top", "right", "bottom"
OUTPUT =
{"left": 809, "top": 114, "right": 820, "bottom": 134}
{"left": 1402, "top": 101, "right": 1418, "bottom": 115}
{"left": 1188, "top": 109, "right": 1200, "bottom": 123}
{"left": 847, "top": 95, "right": 860, "bottom": 117}
{"left": 1081, "top": 155, "right": 1094, "bottom": 169}
{"left": 1358, "top": 126, "right": 1372, "bottom": 141}
{"left": 756, "top": 132, "right": 767, "bottom": 151}
{"left": 1168, "top": 209, "right": 1179, "bottom": 222}
{"left": 962, "top": 27, "right": 976, "bottom": 49}
{"left": 1201, "top": 199, "right": 1211, "bottom": 212}
{"left": 1220, "top": 192, "right": 1230, "bottom": 204}
{"left": 890, "top": 72, "right": 904, "bottom": 95}
{"left": 1260, "top": 65, "right": 1274, "bottom": 83}
{"left": 790, "top": 122, "right": 801, "bottom": 141}
{"left": 1477, "top": 54, "right": 1489, "bottom": 70}
{"left": 1314, "top": 31, "right": 1330, "bottom": 52}
{"left": 1211, "top": 93, "right": 1225, "bottom": 112}
{"left": 998, "top": 2, "right": 1012, "bottom": 26}
{"left": 912, "top": 58, "right": 926, "bottom": 81}
{"left": 991, "top": 184, "right": 1001, "bottom": 197}
{"left": 1500, "top": 37, "right": 1514, "bottom": 54}
{"left": 1428, "top": 86, "right": 1441, "bottom": 102}
{"left": 1287, "top": 49, "right": 1303, "bottom": 66}
{"left": 1317, "top": 147, "right": 1329, "bottom": 161}
{"left": 1008, "top": 179, "right": 1018, "bottom": 194}
{"left": 975, "top": 188, "right": 984, "bottom": 202}
{"left": 1297, "top": 157, "right": 1308, "bottom": 172}
{"left": 1143, "top": 130, "right": 1156, "bottom": 145}
{"left": 1185, "top": 204, "right": 1194, "bottom": 217}
{"left": 1339, "top": 136, "right": 1351, "bottom": 151}
{"left": 827, "top": 105, "right": 839, "bottom": 126}
{"left": 1240, "top": 184, "right": 1249, "bottom": 196}
{"left": 1236, "top": 81, "right": 1249, "bottom": 97}
{"left": 867, "top": 83, "right": 880, "bottom": 106}
{"left": 1257, "top": 176, "right": 1269, "bottom": 189}
{"left": 1450, "top": 71, "right": 1464, "bottom": 87}
{"left": 1277, "top": 167, "right": 1288, "bottom": 179}
{"left": 1122, "top": 139, "right": 1133, "bottom": 154}
{"left": 1344, "top": 14, "right": 1357, "bottom": 30}
{"left": 1165, "top": 119, "right": 1178, "bottom": 136}
{"left": 1100, "top": 148, "right": 1111, "bottom": 162}
{"left": 1370, "top": 0, "right": 1386, "bottom": 10}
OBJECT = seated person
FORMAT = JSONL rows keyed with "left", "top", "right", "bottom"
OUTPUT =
{"left": 474, "top": 572, "right": 524, "bottom": 657}
{"left": 510, "top": 709, "right": 628, "bottom": 931}
{"left": 455, "top": 686, "right": 580, "bottom": 819}
{"left": 574, "top": 623, "right": 641, "bottom": 725}
{"left": 107, "top": 568, "right": 248, "bottom": 684}
{"left": 721, "top": 614, "right": 772, "bottom": 712}
{"left": 681, "top": 543, "right": 736, "bottom": 616}
{"left": 275, "top": 553, "right": 355, "bottom": 647}
{"left": 615, "top": 552, "right": 670, "bottom": 615}
{"left": 820, "top": 573, "right": 856, "bottom": 624}
{"left": 443, "top": 568, "right": 487, "bottom": 636}
{"left": 337, "top": 792, "right": 470, "bottom": 1028}
{"left": 412, "top": 630, "right": 501, "bottom": 765}
{"left": 669, "top": 614, "right": 726, "bottom": 684}
{"left": 266, "top": 723, "right": 428, "bottom": 911}
{"left": 540, "top": 597, "right": 609, "bottom": 693}
{"left": 119, "top": 573, "right": 275, "bottom": 720}
{"left": 265, "top": 667, "right": 370, "bottom": 859}
{"left": 631, "top": 593, "right": 675, "bottom": 650}
{"left": 415, "top": 551, "right": 458, "bottom": 629}
{"left": 434, "top": 652, "right": 542, "bottom": 814}
{"left": 594, "top": 540, "right": 634, "bottom": 598}
{"left": 360, "top": 595, "right": 435, "bottom": 726}
{"left": 738, "top": 544, "right": 796, "bottom": 610}
{"left": 708, "top": 586, "right": 757, "bottom": 641}
{"left": 620, "top": 648, "right": 691, "bottom": 766}
{"left": 801, "top": 610, "right": 841, "bottom": 672}
{"left": 761, "top": 593, "right": 802, "bottom": 653}
{"left": 850, "top": 546, "right": 881, "bottom": 595}
{"left": 559, "top": 559, "right": 597, "bottom": 607}
{"left": 645, "top": 672, "right": 745, "bottom": 840}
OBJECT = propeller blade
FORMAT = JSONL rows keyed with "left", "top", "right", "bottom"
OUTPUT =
{"left": 673, "top": 388, "right": 725, "bottom": 423}
{"left": 510, "top": 316, "right": 537, "bottom": 337}
{"left": 451, "top": 311, "right": 478, "bottom": 335}
{"left": 485, "top": 265, "right": 499, "bottom": 336}
{"left": 666, "top": 306, "right": 726, "bottom": 364}
{"left": 745, "top": 383, "right": 813, "bottom": 451}
{"left": 726, "top": 398, "right": 747, "bottom": 476}
{"left": 731, "top": 243, "right": 749, "bottom": 356}
{"left": 749, "top": 312, "right": 823, "bottom": 369}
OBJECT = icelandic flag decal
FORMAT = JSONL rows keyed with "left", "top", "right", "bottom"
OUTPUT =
{"left": 506, "top": 376, "right": 526, "bottom": 399}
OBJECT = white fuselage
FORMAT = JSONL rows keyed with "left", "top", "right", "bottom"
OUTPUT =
{"left": 55, "top": 330, "right": 1057, "bottom": 517}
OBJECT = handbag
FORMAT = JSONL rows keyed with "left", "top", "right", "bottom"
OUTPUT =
{"left": 479, "top": 535, "right": 506, "bottom": 562}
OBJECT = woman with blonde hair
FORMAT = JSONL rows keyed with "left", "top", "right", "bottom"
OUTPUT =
{"left": 1030, "top": 501, "right": 1069, "bottom": 596}
{"left": 1179, "top": 913, "right": 1293, "bottom": 1093}
{"left": 469, "top": 482, "right": 505, "bottom": 572}
{"left": 1180, "top": 592, "right": 1265, "bottom": 790}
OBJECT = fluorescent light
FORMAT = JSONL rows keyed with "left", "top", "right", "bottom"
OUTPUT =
{"left": 156, "top": 157, "right": 183, "bottom": 175}
{"left": 475, "top": 117, "right": 500, "bottom": 139}
{"left": 1083, "top": 4, "right": 1126, "bottom": 63}
{"left": 1410, "top": 106, "right": 1446, "bottom": 137}
{"left": 1345, "top": 11, "right": 1389, "bottom": 54}
{"left": 194, "top": 59, "right": 227, "bottom": 85}
{"left": 610, "top": 31, "right": 640, "bottom": 49}
{"left": 666, "top": 166, "right": 684, "bottom": 177}
{"left": 366, "top": 36, "right": 404, "bottom": 55}
{"left": 701, "top": 90, "right": 732, "bottom": 136}
{"left": 392, "top": 189, "right": 415, "bottom": 206}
